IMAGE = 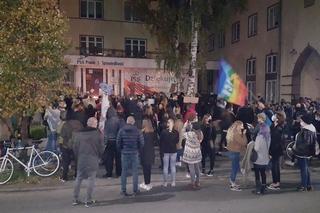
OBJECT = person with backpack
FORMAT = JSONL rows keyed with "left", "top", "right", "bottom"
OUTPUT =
{"left": 292, "top": 113, "right": 319, "bottom": 191}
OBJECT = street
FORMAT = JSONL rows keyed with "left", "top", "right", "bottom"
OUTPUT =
{"left": 1, "top": 158, "right": 320, "bottom": 213}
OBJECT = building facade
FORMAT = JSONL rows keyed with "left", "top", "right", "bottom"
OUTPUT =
{"left": 60, "top": 0, "right": 200, "bottom": 96}
{"left": 207, "top": 0, "right": 320, "bottom": 103}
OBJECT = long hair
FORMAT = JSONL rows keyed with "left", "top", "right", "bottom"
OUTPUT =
{"left": 226, "top": 120, "right": 243, "bottom": 143}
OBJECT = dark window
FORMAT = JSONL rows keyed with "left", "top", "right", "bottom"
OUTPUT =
{"left": 124, "top": 1, "right": 143, "bottom": 22}
{"left": 125, "top": 38, "right": 146, "bottom": 58}
{"left": 267, "top": 4, "right": 280, "bottom": 30}
{"left": 208, "top": 34, "right": 215, "bottom": 52}
{"left": 304, "top": 0, "right": 315, "bottom": 8}
{"left": 218, "top": 31, "right": 225, "bottom": 48}
{"left": 248, "top": 13, "right": 258, "bottom": 37}
{"left": 80, "top": 0, "right": 103, "bottom": 19}
{"left": 79, "top": 35, "right": 104, "bottom": 56}
{"left": 246, "top": 58, "right": 256, "bottom": 75}
{"left": 231, "top": 21, "right": 240, "bottom": 43}
{"left": 266, "top": 53, "right": 277, "bottom": 73}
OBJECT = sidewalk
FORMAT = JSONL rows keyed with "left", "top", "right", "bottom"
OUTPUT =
{"left": 1, "top": 155, "right": 319, "bottom": 193}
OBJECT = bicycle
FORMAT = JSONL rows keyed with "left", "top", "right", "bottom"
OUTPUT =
{"left": 0, "top": 144, "right": 60, "bottom": 184}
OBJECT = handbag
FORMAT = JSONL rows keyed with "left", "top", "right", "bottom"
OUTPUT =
{"left": 250, "top": 149, "right": 258, "bottom": 162}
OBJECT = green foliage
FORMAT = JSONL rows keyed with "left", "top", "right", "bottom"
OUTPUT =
{"left": 29, "top": 125, "right": 47, "bottom": 140}
{"left": 0, "top": 0, "right": 71, "bottom": 118}
{"left": 131, "top": 0, "right": 247, "bottom": 75}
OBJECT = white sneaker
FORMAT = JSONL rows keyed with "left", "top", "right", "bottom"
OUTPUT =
{"left": 145, "top": 184, "right": 153, "bottom": 191}
{"left": 139, "top": 183, "right": 147, "bottom": 190}
{"left": 230, "top": 185, "right": 242, "bottom": 191}
{"left": 163, "top": 182, "right": 168, "bottom": 187}
{"left": 176, "top": 162, "right": 182, "bottom": 167}
{"left": 186, "top": 173, "right": 190, "bottom": 178}
{"left": 171, "top": 182, "right": 176, "bottom": 187}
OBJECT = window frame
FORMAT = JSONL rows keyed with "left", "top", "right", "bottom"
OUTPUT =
{"left": 218, "top": 31, "right": 225, "bottom": 48}
{"left": 208, "top": 34, "right": 215, "bottom": 52}
{"left": 267, "top": 3, "right": 280, "bottom": 31}
{"left": 124, "top": 1, "right": 144, "bottom": 22}
{"left": 246, "top": 81, "right": 256, "bottom": 103}
{"left": 246, "top": 57, "right": 256, "bottom": 76}
{"left": 79, "top": 35, "right": 104, "bottom": 56}
{"left": 265, "top": 53, "right": 278, "bottom": 74}
{"left": 248, "top": 13, "right": 258, "bottom": 38}
{"left": 80, "top": 0, "right": 104, "bottom": 19}
{"left": 231, "top": 21, "right": 240, "bottom": 43}
{"left": 265, "top": 79, "right": 278, "bottom": 103}
{"left": 125, "top": 38, "right": 147, "bottom": 58}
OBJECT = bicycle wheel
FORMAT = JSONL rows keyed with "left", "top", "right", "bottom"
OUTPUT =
{"left": 33, "top": 151, "right": 59, "bottom": 177}
{"left": 286, "top": 141, "right": 295, "bottom": 160}
{"left": 0, "top": 158, "right": 14, "bottom": 185}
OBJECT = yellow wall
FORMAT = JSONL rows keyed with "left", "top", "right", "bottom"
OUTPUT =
{"left": 59, "top": 0, "right": 159, "bottom": 55}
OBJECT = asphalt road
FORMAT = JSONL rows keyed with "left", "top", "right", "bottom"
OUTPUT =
{"left": 1, "top": 168, "right": 320, "bottom": 213}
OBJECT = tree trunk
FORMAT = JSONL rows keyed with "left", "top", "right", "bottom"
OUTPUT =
{"left": 186, "top": 9, "right": 198, "bottom": 97}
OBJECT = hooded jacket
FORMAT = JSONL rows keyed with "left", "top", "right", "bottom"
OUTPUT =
{"left": 104, "top": 107, "right": 122, "bottom": 143}
{"left": 117, "top": 124, "right": 144, "bottom": 155}
{"left": 44, "top": 107, "right": 61, "bottom": 132}
{"left": 294, "top": 124, "right": 319, "bottom": 158}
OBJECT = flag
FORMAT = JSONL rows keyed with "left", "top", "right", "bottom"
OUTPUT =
{"left": 216, "top": 59, "right": 248, "bottom": 106}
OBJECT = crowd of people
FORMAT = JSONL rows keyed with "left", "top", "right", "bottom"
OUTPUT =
{"left": 1, "top": 92, "right": 320, "bottom": 207}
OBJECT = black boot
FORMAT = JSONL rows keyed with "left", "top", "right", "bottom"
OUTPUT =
{"left": 260, "top": 184, "right": 266, "bottom": 194}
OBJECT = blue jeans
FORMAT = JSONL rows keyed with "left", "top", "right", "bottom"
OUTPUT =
{"left": 227, "top": 152, "right": 240, "bottom": 183}
{"left": 121, "top": 153, "right": 139, "bottom": 193}
{"left": 46, "top": 131, "right": 57, "bottom": 153}
{"left": 297, "top": 157, "right": 311, "bottom": 188}
{"left": 163, "top": 153, "right": 177, "bottom": 183}
{"left": 176, "top": 149, "right": 183, "bottom": 162}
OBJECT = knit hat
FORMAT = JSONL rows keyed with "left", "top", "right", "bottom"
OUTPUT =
{"left": 301, "top": 114, "right": 313, "bottom": 125}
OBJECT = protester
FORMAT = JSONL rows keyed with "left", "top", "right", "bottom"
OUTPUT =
{"left": 140, "top": 107, "right": 156, "bottom": 191}
{"left": 44, "top": 102, "right": 61, "bottom": 153}
{"left": 174, "top": 114, "right": 184, "bottom": 166}
{"left": 117, "top": 116, "right": 144, "bottom": 196}
{"left": 201, "top": 114, "right": 216, "bottom": 176}
{"left": 182, "top": 122, "right": 203, "bottom": 189}
{"left": 72, "top": 117, "right": 104, "bottom": 207}
{"left": 103, "top": 107, "right": 122, "bottom": 178}
{"left": 59, "top": 112, "right": 83, "bottom": 182}
{"left": 253, "top": 113, "right": 271, "bottom": 195}
{"left": 292, "top": 113, "right": 319, "bottom": 191}
{"left": 226, "top": 120, "right": 247, "bottom": 191}
{"left": 268, "top": 112, "right": 285, "bottom": 190}
{"left": 160, "top": 118, "right": 179, "bottom": 187}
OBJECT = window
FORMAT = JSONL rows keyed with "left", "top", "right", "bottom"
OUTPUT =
{"left": 247, "top": 81, "right": 256, "bottom": 103}
{"left": 80, "top": 35, "right": 103, "bottom": 56}
{"left": 267, "top": 4, "right": 280, "bottom": 30}
{"left": 231, "top": 21, "right": 240, "bottom": 43}
{"left": 124, "top": 1, "right": 143, "bottom": 22}
{"left": 218, "top": 31, "right": 225, "bottom": 48}
{"left": 80, "top": 0, "right": 103, "bottom": 19}
{"left": 248, "top": 13, "right": 257, "bottom": 37}
{"left": 304, "top": 0, "right": 315, "bottom": 8}
{"left": 208, "top": 34, "right": 215, "bottom": 52}
{"left": 266, "top": 54, "right": 277, "bottom": 73}
{"left": 266, "top": 80, "right": 277, "bottom": 103}
{"left": 125, "top": 38, "right": 146, "bottom": 58}
{"left": 246, "top": 58, "right": 256, "bottom": 75}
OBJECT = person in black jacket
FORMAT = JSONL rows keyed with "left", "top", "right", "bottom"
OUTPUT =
{"left": 103, "top": 107, "right": 122, "bottom": 178}
{"left": 201, "top": 114, "right": 216, "bottom": 176}
{"left": 292, "top": 114, "right": 319, "bottom": 191}
{"left": 160, "top": 118, "right": 179, "bottom": 187}
{"left": 268, "top": 112, "right": 285, "bottom": 190}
